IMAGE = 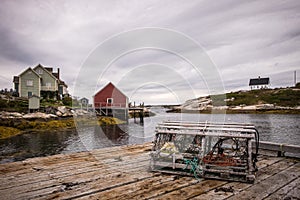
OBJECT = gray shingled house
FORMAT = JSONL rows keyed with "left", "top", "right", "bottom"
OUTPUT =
{"left": 13, "top": 64, "right": 68, "bottom": 99}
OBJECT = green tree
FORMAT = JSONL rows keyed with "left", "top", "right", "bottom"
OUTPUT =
{"left": 62, "top": 96, "right": 72, "bottom": 106}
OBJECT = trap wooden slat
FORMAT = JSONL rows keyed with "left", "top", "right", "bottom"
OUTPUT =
{"left": 154, "top": 129, "right": 255, "bottom": 138}
{"left": 162, "top": 121, "right": 255, "bottom": 127}
{"left": 156, "top": 125, "right": 257, "bottom": 133}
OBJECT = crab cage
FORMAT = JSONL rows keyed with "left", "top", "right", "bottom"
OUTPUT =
{"left": 150, "top": 121, "right": 259, "bottom": 183}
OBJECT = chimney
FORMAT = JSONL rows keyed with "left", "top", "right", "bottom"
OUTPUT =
{"left": 57, "top": 68, "right": 60, "bottom": 79}
{"left": 258, "top": 76, "right": 260, "bottom": 79}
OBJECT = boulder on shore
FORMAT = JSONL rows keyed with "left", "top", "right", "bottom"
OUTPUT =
{"left": 23, "top": 112, "right": 57, "bottom": 119}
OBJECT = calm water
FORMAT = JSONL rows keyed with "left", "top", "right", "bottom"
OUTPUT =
{"left": 0, "top": 108, "right": 299, "bottom": 163}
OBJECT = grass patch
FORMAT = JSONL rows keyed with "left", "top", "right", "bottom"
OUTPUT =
{"left": 212, "top": 88, "right": 300, "bottom": 107}
{"left": 0, "top": 116, "right": 126, "bottom": 139}
{"left": 0, "top": 126, "right": 21, "bottom": 139}
{"left": 98, "top": 117, "right": 125, "bottom": 125}
{"left": 17, "top": 118, "right": 74, "bottom": 130}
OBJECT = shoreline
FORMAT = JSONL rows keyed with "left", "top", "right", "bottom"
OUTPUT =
{"left": 0, "top": 116, "right": 126, "bottom": 140}
{"left": 1, "top": 108, "right": 299, "bottom": 139}
{"left": 166, "top": 108, "right": 300, "bottom": 114}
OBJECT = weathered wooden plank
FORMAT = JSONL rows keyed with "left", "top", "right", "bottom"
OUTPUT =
{"left": 0, "top": 147, "right": 150, "bottom": 184}
{"left": 1, "top": 159, "right": 150, "bottom": 200}
{"left": 151, "top": 179, "right": 226, "bottom": 200}
{"left": 34, "top": 171, "right": 155, "bottom": 200}
{"left": 227, "top": 162, "right": 300, "bottom": 200}
{"left": 190, "top": 156, "right": 293, "bottom": 200}
{"left": 0, "top": 146, "right": 150, "bottom": 185}
{"left": 264, "top": 177, "right": 300, "bottom": 200}
{"left": 0, "top": 159, "right": 149, "bottom": 197}
{"left": 0, "top": 143, "right": 151, "bottom": 174}
{"left": 0, "top": 142, "right": 298, "bottom": 200}
{"left": 118, "top": 176, "right": 198, "bottom": 200}
{"left": 255, "top": 155, "right": 284, "bottom": 168}
{"left": 12, "top": 164, "right": 150, "bottom": 200}
{"left": 0, "top": 154, "right": 97, "bottom": 180}
{"left": 0, "top": 153, "right": 150, "bottom": 192}
{"left": 76, "top": 174, "right": 200, "bottom": 200}
{"left": 78, "top": 174, "right": 178, "bottom": 200}
{"left": 280, "top": 181, "right": 300, "bottom": 200}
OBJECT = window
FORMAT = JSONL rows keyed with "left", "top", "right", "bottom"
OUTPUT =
{"left": 26, "top": 80, "right": 33, "bottom": 86}
{"left": 107, "top": 98, "right": 113, "bottom": 104}
{"left": 28, "top": 92, "right": 32, "bottom": 97}
{"left": 37, "top": 69, "right": 43, "bottom": 74}
{"left": 46, "top": 82, "right": 51, "bottom": 88}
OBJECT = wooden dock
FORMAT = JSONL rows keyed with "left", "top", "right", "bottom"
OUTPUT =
{"left": 0, "top": 143, "right": 299, "bottom": 200}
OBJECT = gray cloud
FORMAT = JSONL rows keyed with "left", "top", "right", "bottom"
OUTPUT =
{"left": 0, "top": 0, "right": 299, "bottom": 104}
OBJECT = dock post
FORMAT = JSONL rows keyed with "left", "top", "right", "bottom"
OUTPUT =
{"left": 139, "top": 109, "right": 144, "bottom": 124}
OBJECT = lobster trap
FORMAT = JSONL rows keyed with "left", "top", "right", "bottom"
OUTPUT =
{"left": 150, "top": 121, "right": 259, "bottom": 183}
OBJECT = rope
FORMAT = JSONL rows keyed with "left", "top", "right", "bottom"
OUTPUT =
{"left": 183, "top": 157, "right": 202, "bottom": 180}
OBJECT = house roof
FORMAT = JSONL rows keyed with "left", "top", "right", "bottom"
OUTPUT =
{"left": 94, "top": 82, "right": 128, "bottom": 98}
{"left": 18, "top": 67, "right": 41, "bottom": 78}
{"left": 45, "top": 67, "right": 53, "bottom": 73}
{"left": 58, "top": 80, "right": 68, "bottom": 87}
{"left": 249, "top": 77, "right": 270, "bottom": 86}
{"left": 80, "top": 98, "right": 89, "bottom": 103}
{"left": 33, "top": 64, "right": 58, "bottom": 81}
{"left": 33, "top": 64, "right": 68, "bottom": 87}
{"left": 52, "top": 72, "right": 59, "bottom": 79}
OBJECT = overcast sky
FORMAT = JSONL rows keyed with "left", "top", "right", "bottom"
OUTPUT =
{"left": 0, "top": 0, "right": 299, "bottom": 104}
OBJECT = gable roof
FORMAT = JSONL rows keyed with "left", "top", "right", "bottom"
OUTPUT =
{"left": 45, "top": 67, "right": 53, "bottom": 73}
{"left": 52, "top": 72, "right": 59, "bottom": 79}
{"left": 94, "top": 82, "right": 128, "bottom": 98}
{"left": 18, "top": 67, "right": 41, "bottom": 78}
{"left": 249, "top": 77, "right": 270, "bottom": 86}
{"left": 33, "top": 64, "right": 58, "bottom": 81}
{"left": 58, "top": 80, "right": 68, "bottom": 87}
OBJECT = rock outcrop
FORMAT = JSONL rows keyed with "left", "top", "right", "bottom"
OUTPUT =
{"left": 0, "top": 106, "right": 91, "bottom": 119}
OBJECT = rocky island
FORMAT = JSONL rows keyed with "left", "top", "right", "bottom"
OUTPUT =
{"left": 167, "top": 87, "right": 300, "bottom": 114}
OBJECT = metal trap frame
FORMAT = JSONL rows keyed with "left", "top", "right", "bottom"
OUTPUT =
{"left": 150, "top": 121, "right": 259, "bottom": 183}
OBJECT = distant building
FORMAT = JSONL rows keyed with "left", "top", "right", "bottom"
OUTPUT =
{"left": 249, "top": 76, "right": 270, "bottom": 90}
{"left": 80, "top": 97, "right": 89, "bottom": 106}
{"left": 13, "top": 64, "right": 68, "bottom": 99}
{"left": 93, "top": 82, "right": 128, "bottom": 120}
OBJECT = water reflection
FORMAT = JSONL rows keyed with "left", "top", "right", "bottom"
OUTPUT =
{"left": 0, "top": 130, "right": 76, "bottom": 163}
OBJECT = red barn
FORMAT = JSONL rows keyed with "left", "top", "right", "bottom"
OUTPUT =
{"left": 93, "top": 82, "right": 128, "bottom": 120}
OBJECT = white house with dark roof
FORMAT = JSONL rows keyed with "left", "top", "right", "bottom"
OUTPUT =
{"left": 249, "top": 76, "right": 270, "bottom": 90}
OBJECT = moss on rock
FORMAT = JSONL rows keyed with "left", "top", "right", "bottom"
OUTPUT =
{"left": 0, "top": 126, "right": 21, "bottom": 139}
{"left": 98, "top": 117, "right": 125, "bottom": 125}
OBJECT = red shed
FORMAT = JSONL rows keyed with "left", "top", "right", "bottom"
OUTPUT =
{"left": 94, "top": 82, "right": 128, "bottom": 111}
